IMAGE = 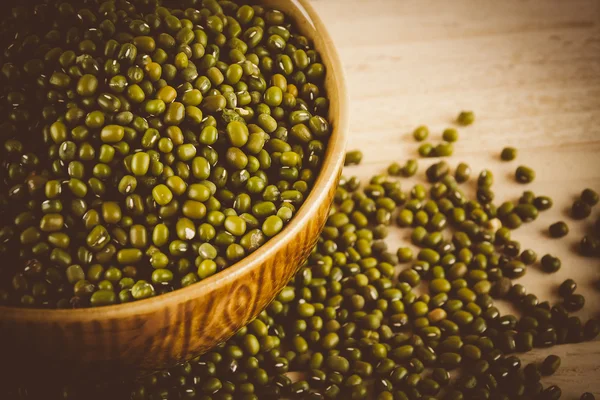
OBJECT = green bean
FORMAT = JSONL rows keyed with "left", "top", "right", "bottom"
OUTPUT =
{"left": 564, "top": 294, "right": 585, "bottom": 311}
{"left": 456, "top": 111, "right": 475, "bottom": 126}
{"left": 413, "top": 126, "right": 429, "bottom": 141}
{"left": 455, "top": 163, "right": 471, "bottom": 183}
{"left": 548, "top": 221, "right": 569, "bottom": 238}
{"left": 426, "top": 161, "right": 450, "bottom": 183}
{"left": 533, "top": 196, "right": 553, "bottom": 210}
{"left": 418, "top": 143, "right": 434, "bottom": 157}
{"left": 541, "top": 254, "right": 561, "bottom": 273}
{"left": 500, "top": 147, "right": 517, "bottom": 161}
{"left": 344, "top": 150, "right": 363, "bottom": 166}
{"left": 442, "top": 128, "right": 459, "bottom": 142}
{"left": 434, "top": 142, "right": 453, "bottom": 157}
{"left": 581, "top": 188, "right": 599, "bottom": 206}
{"left": 515, "top": 166, "right": 535, "bottom": 183}
{"left": 540, "top": 355, "right": 561, "bottom": 376}
{"left": 572, "top": 200, "right": 592, "bottom": 219}
{"left": 402, "top": 159, "right": 419, "bottom": 177}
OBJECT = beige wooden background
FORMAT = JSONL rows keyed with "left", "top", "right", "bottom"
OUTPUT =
{"left": 310, "top": 0, "right": 600, "bottom": 396}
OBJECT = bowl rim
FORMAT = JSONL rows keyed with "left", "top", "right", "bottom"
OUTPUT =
{"left": 0, "top": 0, "right": 348, "bottom": 323}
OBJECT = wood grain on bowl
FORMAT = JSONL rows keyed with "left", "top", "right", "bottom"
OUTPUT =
{"left": 0, "top": 0, "right": 347, "bottom": 379}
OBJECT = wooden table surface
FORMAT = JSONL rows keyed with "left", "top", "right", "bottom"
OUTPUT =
{"left": 310, "top": 0, "right": 600, "bottom": 396}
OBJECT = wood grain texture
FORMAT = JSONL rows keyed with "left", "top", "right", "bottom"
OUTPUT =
{"left": 309, "top": 0, "right": 600, "bottom": 396}
{"left": 0, "top": 0, "right": 347, "bottom": 380}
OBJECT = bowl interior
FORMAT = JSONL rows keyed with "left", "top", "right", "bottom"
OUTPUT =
{"left": 0, "top": 0, "right": 347, "bottom": 321}
{"left": 0, "top": 0, "right": 347, "bottom": 377}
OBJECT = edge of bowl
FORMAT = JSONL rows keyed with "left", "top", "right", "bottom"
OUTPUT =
{"left": 0, "top": 0, "right": 348, "bottom": 324}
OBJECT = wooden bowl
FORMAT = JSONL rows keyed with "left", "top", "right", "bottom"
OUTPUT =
{"left": 0, "top": 0, "right": 346, "bottom": 379}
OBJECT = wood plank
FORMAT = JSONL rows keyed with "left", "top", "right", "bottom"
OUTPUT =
{"left": 309, "top": 0, "right": 600, "bottom": 396}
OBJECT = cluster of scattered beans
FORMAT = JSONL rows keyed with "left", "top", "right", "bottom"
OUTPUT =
{"left": 0, "top": 0, "right": 332, "bottom": 308}
{"left": 8, "top": 110, "right": 599, "bottom": 399}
